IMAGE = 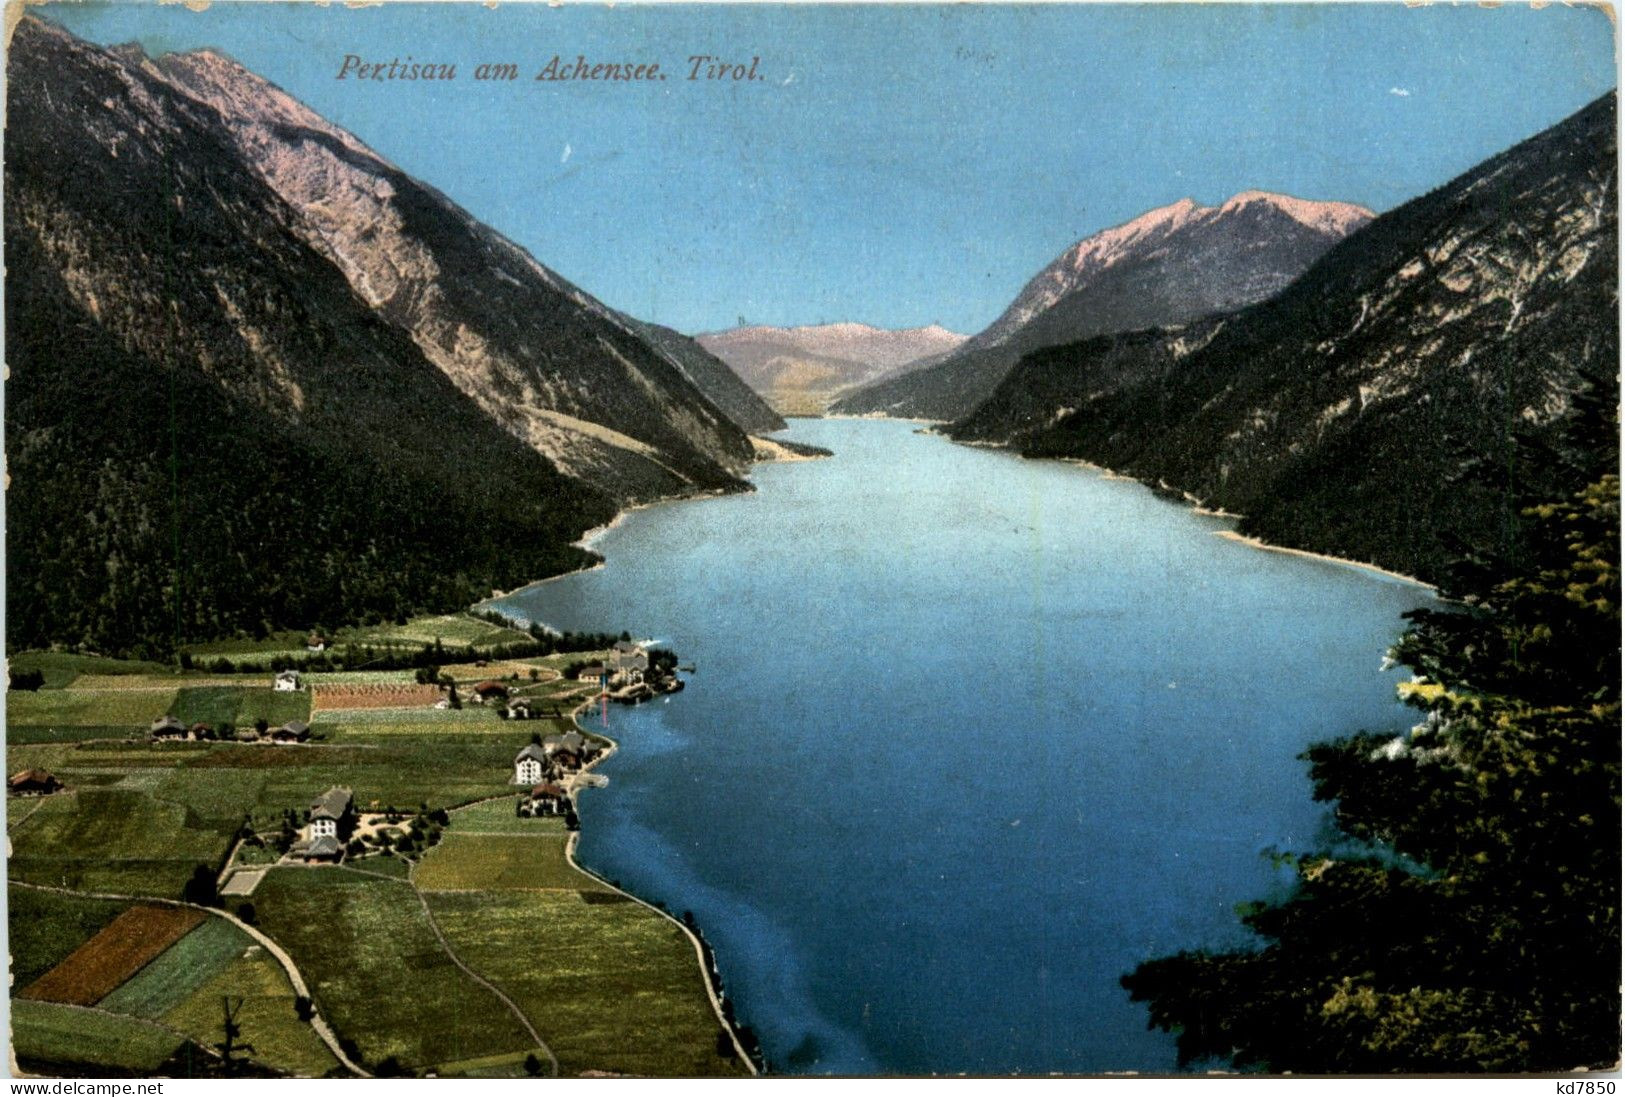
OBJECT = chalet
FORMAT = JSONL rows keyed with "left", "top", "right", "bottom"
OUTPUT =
{"left": 150, "top": 715, "right": 188, "bottom": 741}
{"left": 274, "top": 670, "right": 303, "bottom": 692}
{"left": 513, "top": 743, "right": 548, "bottom": 785}
{"left": 8, "top": 769, "right": 61, "bottom": 797}
{"left": 519, "top": 782, "right": 570, "bottom": 818}
{"left": 271, "top": 720, "right": 310, "bottom": 744}
{"left": 303, "top": 835, "right": 342, "bottom": 863}
{"left": 473, "top": 680, "right": 510, "bottom": 704}
{"left": 309, "top": 786, "right": 355, "bottom": 840}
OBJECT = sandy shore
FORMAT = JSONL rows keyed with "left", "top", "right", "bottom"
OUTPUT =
{"left": 749, "top": 435, "right": 827, "bottom": 463}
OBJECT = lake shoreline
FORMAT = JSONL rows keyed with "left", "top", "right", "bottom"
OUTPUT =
{"left": 936, "top": 427, "right": 1436, "bottom": 591}
{"left": 489, "top": 417, "right": 1436, "bottom": 1073}
{"left": 564, "top": 695, "right": 764, "bottom": 1075}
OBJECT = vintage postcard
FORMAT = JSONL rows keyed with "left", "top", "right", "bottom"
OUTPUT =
{"left": 2, "top": 0, "right": 1618, "bottom": 1081}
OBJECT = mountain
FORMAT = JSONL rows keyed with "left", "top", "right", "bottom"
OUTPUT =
{"left": 830, "top": 192, "right": 1372, "bottom": 421}
{"left": 951, "top": 92, "right": 1618, "bottom": 587}
{"left": 140, "top": 40, "right": 774, "bottom": 499}
{"left": 697, "top": 322, "right": 967, "bottom": 415}
{"left": 622, "top": 319, "right": 786, "bottom": 435}
{"left": 2, "top": 16, "right": 765, "bottom": 656}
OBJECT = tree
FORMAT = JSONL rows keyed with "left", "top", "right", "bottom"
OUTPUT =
{"left": 8, "top": 668, "right": 44, "bottom": 691}
{"left": 183, "top": 864, "right": 219, "bottom": 907}
{"left": 1122, "top": 477, "right": 1621, "bottom": 1072}
{"left": 523, "top": 1053, "right": 542, "bottom": 1076}
{"left": 293, "top": 995, "right": 314, "bottom": 1022}
{"left": 235, "top": 902, "right": 257, "bottom": 925}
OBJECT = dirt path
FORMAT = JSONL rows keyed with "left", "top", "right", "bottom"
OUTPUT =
{"left": 9, "top": 879, "right": 369, "bottom": 1078}
{"left": 335, "top": 863, "right": 560, "bottom": 1077}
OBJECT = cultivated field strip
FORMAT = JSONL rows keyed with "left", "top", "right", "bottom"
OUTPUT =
{"left": 19, "top": 905, "right": 206, "bottom": 1006}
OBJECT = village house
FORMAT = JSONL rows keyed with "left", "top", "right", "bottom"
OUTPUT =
{"left": 309, "top": 786, "right": 355, "bottom": 840}
{"left": 542, "top": 730, "right": 596, "bottom": 772}
{"left": 150, "top": 715, "right": 188, "bottom": 741}
{"left": 504, "top": 697, "right": 533, "bottom": 720}
{"left": 576, "top": 664, "right": 608, "bottom": 685}
{"left": 189, "top": 722, "right": 214, "bottom": 740}
{"left": 271, "top": 720, "right": 310, "bottom": 744}
{"left": 235, "top": 727, "right": 261, "bottom": 742}
{"left": 473, "top": 680, "right": 510, "bottom": 704}
{"left": 306, "top": 633, "right": 327, "bottom": 653}
{"left": 8, "top": 769, "right": 61, "bottom": 797}
{"left": 513, "top": 743, "right": 548, "bottom": 785}
{"left": 519, "top": 782, "right": 570, "bottom": 818}
{"left": 274, "top": 669, "right": 302, "bottom": 692}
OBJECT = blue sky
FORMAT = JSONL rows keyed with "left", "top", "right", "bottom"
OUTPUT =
{"left": 37, "top": 2, "right": 1619, "bottom": 335}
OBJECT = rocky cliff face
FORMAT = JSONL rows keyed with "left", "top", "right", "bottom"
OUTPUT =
{"left": 697, "top": 323, "right": 967, "bottom": 416}
{"left": 143, "top": 39, "right": 769, "bottom": 499}
{"left": 831, "top": 193, "right": 1371, "bottom": 421}
{"left": 952, "top": 93, "right": 1618, "bottom": 586}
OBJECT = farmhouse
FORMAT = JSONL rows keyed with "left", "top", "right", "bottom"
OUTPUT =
{"left": 8, "top": 769, "right": 61, "bottom": 796}
{"left": 473, "top": 680, "right": 510, "bottom": 704}
{"left": 505, "top": 697, "right": 533, "bottom": 720}
{"left": 576, "top": 664, "right": 608, "bottom": 684}
{"left": 271, "top": 720, "right": 310, "bottom": 744}
{"left": 519, "top": 782, "right": 571, "bottom": 818}
{"left": 150, "top": 715, "right": 188, "bottom": 741}
{"left": 306, "top": 633, "right": 327, "bottom": 652}
{"left": 514, "top": 743, "right": 549, "bottom": 785}
{"left": 274, "top": 669, "right": 303, "bottom": 692}
{"left": 309, "top": 786, "right": 355, "bottom": 840}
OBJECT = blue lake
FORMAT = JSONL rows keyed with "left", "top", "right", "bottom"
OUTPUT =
{"left": 493, "top": 418, "right": 1434, "bottom": 1076}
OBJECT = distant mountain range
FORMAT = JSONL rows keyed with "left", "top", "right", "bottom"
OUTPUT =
{"left": 4, "top": 16, "right": 780, "bottom": 655}
{"left": 697, "top": 322, "right": 967, "bottom": 416}
{"left": 951, "top": 92, "right": 1618, "bottom": 586}
{"left": 831, "top": 192, "right": 1373, "bottom": 421}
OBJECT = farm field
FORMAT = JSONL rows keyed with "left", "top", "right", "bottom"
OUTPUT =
{"left": 6, "top": 639, "right": 735, "bottom": 1078}
{"left": 449, "top": 798, "right": 571, "bottom": 835}
{"left": 71, "top": 675, "right": 254, "bottom": 691}
{"left": 169, "top": 686, "right": 312, "bottom": 729}
{"left": 19, "top": 904, "right": 206, "bottom": 1006}
{"left": 7, "top": 688, "right": 178, "bottom": 728}
{"left": 8, "top": 652, "right": 176, "bottom": 690}
{"left": 161, "top": 943, "right": 341, "bottom": 1077}
{"left": 312, "top": 682, "right": 443, "bottom": 712}
{"left": 11, "top": 999, "right": 187, "bottom": 1074}
{"left": 250, "top": 868, "right": 534, "bottom": 1072}
{"left": 414, "top": 832, "right": 591, "bottom": 892}
{"left": 343, "top": 614, "right": 533, "bottom": 650}
{"left": 7, "top": 885, "right": 130, "bottom": 989}
{"left": 96, "top": 917, "right": 250, "bottom": 1019}
{"left": 8, "top": 790, "right": 237, "bottom": 897}
{"left": 426, "top": 889, "right": 747, "bottom": 1077}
